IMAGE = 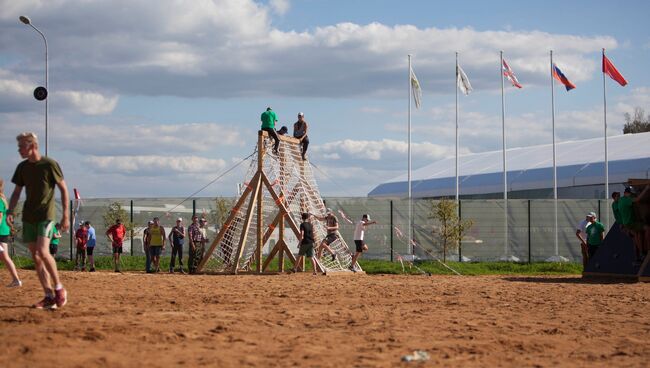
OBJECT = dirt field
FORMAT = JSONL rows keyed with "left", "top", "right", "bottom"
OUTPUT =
{"left": 1, "top": 271, "right": 649, "bottom": 368}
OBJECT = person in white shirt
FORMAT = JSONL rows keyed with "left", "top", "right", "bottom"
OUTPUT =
{"left": 576, "top": 212, "right": 595, "bottom": 268}
{"left": 350, "top": 214, "right": 377, "bottom": 272}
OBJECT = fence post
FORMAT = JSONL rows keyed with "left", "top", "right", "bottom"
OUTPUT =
{"left": 192, "top": 199, "right": 196, "bottom": 217}
{"left": 390, "top": 200, "right": 394, "bottom": 262}
{"left": 528, "top": 199, "right": 532, "bottom": 264}
{"left": 597, "top": 199, "right": 602, "bottom": 221}
{"left": 69, "top": 199, "right": 73, "bottom": 260}
{"left": 458, "top": 199, "right": 462, "bottom": 262}
{"left": 130, "top": 200, "right": 134, "bottom": 256}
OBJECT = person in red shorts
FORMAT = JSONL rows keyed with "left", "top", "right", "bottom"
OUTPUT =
{"left": 106, "top": 218, "right": 127, "bottom": 273}
{"left": 75, "top": 222, "right": 88, "bottom": 271}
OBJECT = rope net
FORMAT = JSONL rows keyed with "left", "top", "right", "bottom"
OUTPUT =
{"left": 201, "top": 134, "right": 355, "bottom": 273}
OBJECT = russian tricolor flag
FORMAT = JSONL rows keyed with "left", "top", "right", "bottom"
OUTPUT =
{"left": 552, "top": 64, "right": 576, "bottom": 91}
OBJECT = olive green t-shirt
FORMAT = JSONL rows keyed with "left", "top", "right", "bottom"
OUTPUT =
{"left": 617, "top": 196, "right": 634, "bottom": 225}
{"left": 260, "top": 110, "right": 278, "bottom": 129}
{"left": 11, "top": 157, "right": 64, "bottom": 223}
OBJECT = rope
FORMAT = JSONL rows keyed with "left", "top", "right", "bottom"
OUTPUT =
{"left": 164, "top": 151, "right": 257, "bottom": 215}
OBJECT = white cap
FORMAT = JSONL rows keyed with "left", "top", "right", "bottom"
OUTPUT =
{"left": 177, "top": 217, "right": 183, "bottom": 222}
{"left": 298, "top": 112, "right": 304, "bottom": 116}
{"left": 588, "top": 212, "right": 597, "bottom": 219}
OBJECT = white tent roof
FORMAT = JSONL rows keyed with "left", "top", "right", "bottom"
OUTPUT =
{"left": 368, "top": 132, "right": 650, "bottom": 198}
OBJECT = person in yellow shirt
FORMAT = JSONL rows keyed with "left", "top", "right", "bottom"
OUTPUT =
{"left": 145, "top": 217, "right": 166, "bottom": 273}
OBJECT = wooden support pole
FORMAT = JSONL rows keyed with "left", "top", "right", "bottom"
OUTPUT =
{"left": 232, "top": 174, "right": 261, "bottom": 274}
{"left": 256, "top": 132, "right": 264, "bottom": 273}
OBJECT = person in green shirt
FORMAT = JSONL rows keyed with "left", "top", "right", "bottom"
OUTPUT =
{"left": 0, "top": 178, "right": 22, "bottom": 288}
{"left": 585, "top": 213, "right": 605, "bottom": 259}
{"left": 611, "top": 191, "right": 621, "bottom": 224}
{"left": 618, "top": 188, "right": 634, "bottom": 226}
{"left": 49, "top": 223, "right": 62, "bottom": 256}
{"left": 8, "top": 132, "right": 69, "bottom": 310}
{"left": 260, "top": 107, "right": 280, "bottom": 154}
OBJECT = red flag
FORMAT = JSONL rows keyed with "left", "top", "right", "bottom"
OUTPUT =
{"left": 602, "top": 53, "right": 628, "bottom": 87}
{"left": 502, "top": 58, "right": 523, "bottom": 88}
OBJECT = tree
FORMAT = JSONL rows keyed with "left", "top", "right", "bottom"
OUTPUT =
{"left": 102, "top": 202, "right": 135, "bottom": 240}
{"left": 208, "top": 197, "right": 233, "bottom": 232}
{"left": 623, "top": 107, "right": 650, "bottom": 134}
{"left": 428, "top": 199, "right": 473, "bottom": 263}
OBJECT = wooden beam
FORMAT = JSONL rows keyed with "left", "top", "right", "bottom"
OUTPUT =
{"left": 256, "top": 132, "right": 264, "bottom": 273}
{"left": 197, "top": 171, "right": 260, "bottom": 272}
{"left": 232, "top": 175, "right": 261, "bottom": 274}
{"left": 261, "top": 173, "right": 302, "bottom": 237}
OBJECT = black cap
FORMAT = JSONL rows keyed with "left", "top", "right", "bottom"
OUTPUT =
{"left": 624, "top": 187, "right": 633, "bottom": 193}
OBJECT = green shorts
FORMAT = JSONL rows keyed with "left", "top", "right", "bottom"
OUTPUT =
{"left": 298, "top": 242, "right": 314, "bottom": 257}
{"left": 23, "top": 220, "right": 55, "bottom": 243}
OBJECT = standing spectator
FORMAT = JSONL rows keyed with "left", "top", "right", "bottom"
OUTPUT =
{"left": 85, "top": 221, "right": 97, "bottom": 272}
{"left": 585, "top": 212, "right": 605, "bottom": 259}
{"left": 143, "top": 220, "right": 153, "bottom": 273}
{"left": 188, "top": 215, "right": 204, "bottom": 274}
{"left": 7, "top": 132, "right": 69, "bottom": 309}
{"left": 260, "top": 107, "right": 280, "bottom": 154}
{"left": 168, "top": 217, "right": 185, "bottom": 273}
{"left": 106, "top": 218, "right": 127, "bottom": 273}
{"left": 0, "top": 178, "right": 22, "bottom": 287}
{"left": 75, "top": 221, "right": 88, "bottom": 271}
{"left": 49, "top": 223, "right": 61, "bottom": 257}
{"left": 146, "top": 217, "right": 165, "bottom": 273}
{"left": 292, "top": 213, "right": 318, "bottom": 275}
{"left": 350, "top": 214, "right": 377, "bottom": 272}
{"left": 611, "top": 191, "right": 622, "bottom": 224}
{"left": 293, "top": 112, "right": 310, "bottom": 160}
{"left": 575, "top": 214, "right": 592, "bottom": 269}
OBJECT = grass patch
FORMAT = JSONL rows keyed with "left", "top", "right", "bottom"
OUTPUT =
{"left": 5, "top": 256, "right": 583, "bottom": 275}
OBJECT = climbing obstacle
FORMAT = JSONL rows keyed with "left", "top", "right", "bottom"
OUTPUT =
{"left": 583, "top": 179, "right": 650, "bottom": 282}
{"left": 197, "top": 131, "right": 357, "bottom": 274}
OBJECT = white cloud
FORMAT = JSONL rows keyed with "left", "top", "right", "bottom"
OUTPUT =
{"left": 0, "top": 1, "right": 619, "bottom": 100}
{"left": 269, "top": 0, "right": 290, "bottom": 15}
{"left": 59, "top": 90, "right": 119, "bottom": 115}
{"left": 85, "top": 155, "right": 227, "bottom": 176}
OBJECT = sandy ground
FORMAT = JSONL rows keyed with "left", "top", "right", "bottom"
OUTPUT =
{"left": 1, "top": 270, "right": 649, "bottom": 368}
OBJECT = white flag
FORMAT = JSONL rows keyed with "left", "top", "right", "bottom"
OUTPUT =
{"left": 410, "top": 66, "right": 422, "bottom": 109}
{"left": 457, "top": 65, "right": 473, "bottom": 95}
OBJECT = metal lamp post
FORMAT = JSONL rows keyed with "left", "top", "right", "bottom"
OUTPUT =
{"left": 19, "top": 15, "right": 49, "bottom": 156}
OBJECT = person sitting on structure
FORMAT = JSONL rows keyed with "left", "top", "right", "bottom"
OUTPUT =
{"left": 293, "top": 112, "right": 309, "bottom": 160}
{"left": 619, "top": 187, "right": 646, "bottom": 263}
{"left": 314, "top": 208, "right": 338, "bottom": 262}
{"left": 260, "top": 107, "right": 280, "bottom": 154}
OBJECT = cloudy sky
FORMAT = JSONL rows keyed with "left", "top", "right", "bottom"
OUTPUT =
{"left": 1, "top": 0, "right": 648, "bottom": 198}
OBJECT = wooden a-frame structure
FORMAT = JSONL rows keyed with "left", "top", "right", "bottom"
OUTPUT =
{"left": 197, "top": 131, "right": 324, "bottom": 274}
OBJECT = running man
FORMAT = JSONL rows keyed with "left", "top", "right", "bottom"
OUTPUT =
{"left": 106, "top": 218, "right": 127, "bottom": 272}
{"left": 292, "top": 213, "right": 318, "bottom": 275}
{"left": 7, "top": 132, "right": 69, "bottom": 309}
{"left": 315, "top": 208, "right": 339, "bottom": 262}
{"left": 0, "top": 178, "right": 22, "bottom": 288}
{"left": 350, "top": 214, "right": 377, "bottom": 272}
{"left": 146, "top": 217, "right": 165, "bottom": 273}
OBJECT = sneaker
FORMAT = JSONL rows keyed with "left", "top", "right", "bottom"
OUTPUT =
{"left": 115, "top": 269, "right": 121, "bottom": 273}
{"left": 331, "top": 253, "right": 337, "bottom": 262}
{"left": 54, "top": 288, "right": 67, "bottom": 308}
{"left": 7, "top": 279, "right": 22, "bottom": 288}
{"left": 33, "top": 296, "right": 57, "bottom": 310}
{"left": 169, "top": 268, "right": 174, "bottom": 274}
{"left": 81, "top": 267, "right": 86, "bottom": 272}
{"left": 89, "top": 268, "right": 96, "bottom": 272}
{"left": 348, "top": 265, "right": 357, "bottom": 273}
{"left": 178, "top": 268, "right": 186, "bottom": 274}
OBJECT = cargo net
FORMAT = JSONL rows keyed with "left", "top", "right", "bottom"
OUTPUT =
{"left": 201, "top": 134, "right": 355, "bottom": 273}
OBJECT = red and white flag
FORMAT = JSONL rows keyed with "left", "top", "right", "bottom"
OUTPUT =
{"left": 502, "top": 58, "right": 523, "bottom": 88}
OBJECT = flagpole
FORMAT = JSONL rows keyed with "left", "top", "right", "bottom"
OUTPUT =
{"left": 602, "top": 48, "right": 610, "bottom": 230}
{"left": 550, "top": 50, "right": 559, "bottom": 258}
{"left": 500, "top": 51, "right": 509, "bottom": 258}
{"left": 455, "top": 52, "right": 459, "bottom": 204}
{"left": 408, "top": 54, "right": 413, "bottom": 255}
